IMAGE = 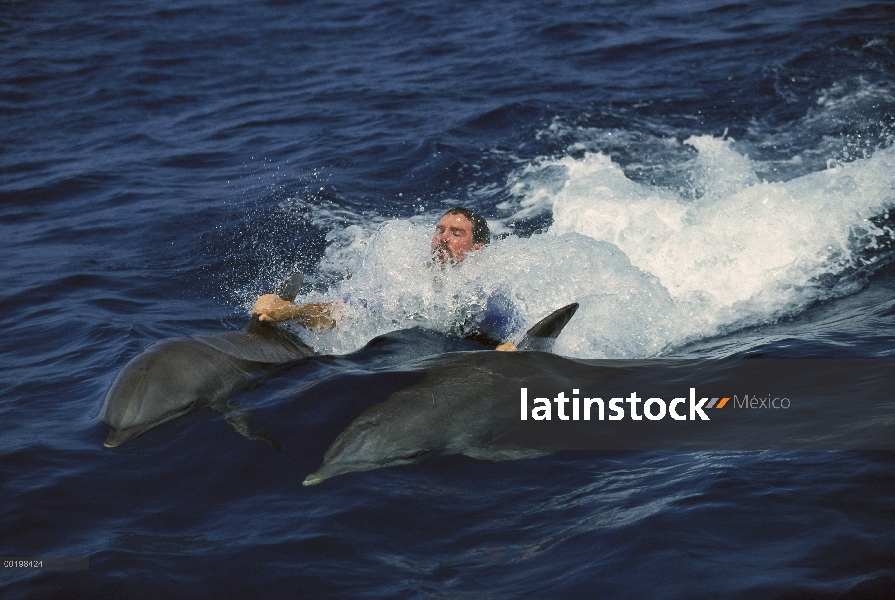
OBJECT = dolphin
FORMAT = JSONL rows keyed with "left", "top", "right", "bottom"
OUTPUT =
{"left": 100, "top": 317, "right": 316, "bottom": 448}
{"left": 302, "top": 303, "right": 579, "bottom": 486}
{"left": 101, "top": 274, "right": 315, "bottom": 448}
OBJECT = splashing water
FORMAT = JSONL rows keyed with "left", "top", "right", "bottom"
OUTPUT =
{"left": 532, "top": 138, "right": 895, "bottom": 354}
{"left": 287, "top": 137, "right": 895, "bottom": 359}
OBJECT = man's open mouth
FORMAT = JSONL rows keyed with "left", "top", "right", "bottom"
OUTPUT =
{"left": 433, "top": 245, "right": 452, "bottom": 262}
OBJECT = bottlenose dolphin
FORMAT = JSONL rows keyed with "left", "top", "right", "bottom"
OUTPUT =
{"left": 303, "top": 303, "right": 579, "bottom": 486}
{"left": 101, "top": 274, "right": 314, "bottom": 448}
{"left": 101, "top": 317, "right": 316, "bottom": 448}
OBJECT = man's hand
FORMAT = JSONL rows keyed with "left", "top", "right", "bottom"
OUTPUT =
{"left": 252, "top": 295, "right": 340, "bottom": 329}
{"left": 495, "top": 342, "right": 517, "bottom": 352}
{"left": 252, "top": 294, "right": 296, "bottom": 323}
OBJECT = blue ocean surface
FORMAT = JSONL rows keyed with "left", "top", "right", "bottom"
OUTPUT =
{"left": 2, "top": 0, "right": 895, "bottom": 597}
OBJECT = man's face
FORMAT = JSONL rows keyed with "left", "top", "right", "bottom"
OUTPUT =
{"left": 431, "top": 213, "right": 483, "bottom": 264}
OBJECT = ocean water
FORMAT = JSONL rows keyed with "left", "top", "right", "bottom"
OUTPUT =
{"left": 2, "top": 0, "right": 895, "bottom": 597}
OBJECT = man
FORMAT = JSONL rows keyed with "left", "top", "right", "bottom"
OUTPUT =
{"left": 251, "top": 207, "right": 518, "bottom": 350}
{"left": 430, "top": 206, "right": 488, "bottom": 265}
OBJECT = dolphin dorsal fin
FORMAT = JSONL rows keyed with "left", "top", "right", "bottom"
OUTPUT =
{"left": 275, "top": 272, "right": 305, "bottom": 302}
{"left": 517, "top": 302, "right": 579, "bottom": 351}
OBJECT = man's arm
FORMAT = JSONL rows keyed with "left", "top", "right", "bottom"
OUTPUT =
{"left": 252, "top": 292, "right": 515, "bottom": 346}
{"left": 251, "top": 294, "right": 341, "bottom": 330}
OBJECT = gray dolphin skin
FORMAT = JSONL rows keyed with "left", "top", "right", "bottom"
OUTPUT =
{"left": 101, "top": 317, "right": 316, "bottom": 447}
{"left": 303, "top": 303, "right": 578, "bottom": 486}
{"left": 101, "top": 273, "right": 314, "bottom": 448}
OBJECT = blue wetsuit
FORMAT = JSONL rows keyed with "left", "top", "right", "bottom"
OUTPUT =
{"left": 341, "top": 288, "right": 522, "bottom": 344}
{"left": 464, "top": 292, "right": 523, "bottom": 344}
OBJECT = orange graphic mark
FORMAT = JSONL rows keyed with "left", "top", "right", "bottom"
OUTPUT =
{"left": 715, "top": 397, "right": 730, "bottom": 409}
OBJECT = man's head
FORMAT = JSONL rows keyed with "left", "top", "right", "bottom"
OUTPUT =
{"left": 431, "top": 207, "right": 490, "bottom": 264}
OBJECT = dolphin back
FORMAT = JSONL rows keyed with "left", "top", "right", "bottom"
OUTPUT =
{"left": 200, "top": 318, "right": 315, "bottom": 363}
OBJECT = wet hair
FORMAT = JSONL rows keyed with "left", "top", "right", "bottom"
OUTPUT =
{"left": 442, "top": 207, "right": 490, "bottom": 246}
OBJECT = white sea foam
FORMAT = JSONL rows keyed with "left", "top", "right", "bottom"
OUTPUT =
{"left": 291, "top": 138, "right": 894, "bottom": 359}
{"left": 299, "top": 220, "right": 677, "bottom": 358}
{"left": 266, "top": 78, "right": 895, "bottom": 359}
{"left": 525, "top": 140, "right": 895, "bottom": 355}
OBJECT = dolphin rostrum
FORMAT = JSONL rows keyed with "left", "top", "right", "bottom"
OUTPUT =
{"left": 302, "top": 303, "right": 579, "bottom": 486}
{"left": 101, "top": 274, "right": 315, "bottom": 448}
